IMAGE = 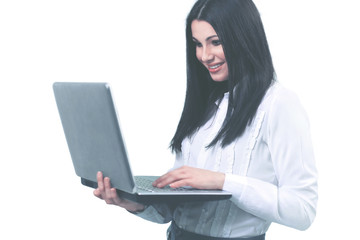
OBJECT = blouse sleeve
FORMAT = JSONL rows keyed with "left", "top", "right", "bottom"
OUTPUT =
{"left": 223, "top": 89, "right": 318, "bottom": 230}
{"left": 131, "top": 203, "right": 173, "bottom": 224}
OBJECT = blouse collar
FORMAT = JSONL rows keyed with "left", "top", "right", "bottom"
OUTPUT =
{"left": 215, "top": 92, "right": 230, "bottom": 107}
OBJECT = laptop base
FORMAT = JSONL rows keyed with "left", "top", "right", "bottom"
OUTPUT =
{"left": 81, "top": 178, "right": 231, "bottom": 204}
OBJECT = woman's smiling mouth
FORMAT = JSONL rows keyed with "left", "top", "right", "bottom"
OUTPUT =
{"left": 208, "top": 62, "right": 224, "bottom": 73}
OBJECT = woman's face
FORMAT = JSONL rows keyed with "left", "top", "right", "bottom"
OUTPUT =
{"left": 191, "top": 20, "right": 229, "bottom": 82}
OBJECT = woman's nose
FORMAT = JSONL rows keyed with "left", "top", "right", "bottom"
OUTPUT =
{"left": 201, "top": 47, "right": 214, "bottom": 63}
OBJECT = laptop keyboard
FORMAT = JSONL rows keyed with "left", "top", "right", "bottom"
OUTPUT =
{"left": 135, "top": 176, "right": 195, "bottom": 193}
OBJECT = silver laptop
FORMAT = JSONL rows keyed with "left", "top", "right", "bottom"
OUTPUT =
{"left": 53, "top": 82, "right": 231, "bottom": 204}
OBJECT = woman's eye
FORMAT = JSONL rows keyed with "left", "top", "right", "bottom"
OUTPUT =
{"left": 194, "top": 42, "right": 202, "bottom": 47}
{"left": 212, "top": 40, "right": 221, "bottom": 46}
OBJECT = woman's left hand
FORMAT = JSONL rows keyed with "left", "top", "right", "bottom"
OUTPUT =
{"left": 152, "top": 166, "right": 225, "bottom": 190}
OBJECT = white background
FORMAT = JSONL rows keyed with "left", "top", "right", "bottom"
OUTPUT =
{"left": 0, "top": 0, "right": 359, "bottom": 239}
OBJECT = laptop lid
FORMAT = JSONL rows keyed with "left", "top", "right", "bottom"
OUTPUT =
{"left": 53, "top": 82, "right": 136, "bottom": 193}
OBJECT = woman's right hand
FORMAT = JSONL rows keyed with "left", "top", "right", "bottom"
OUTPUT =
{"left": 93, "top": 171, "right": 145, "bottom": 213}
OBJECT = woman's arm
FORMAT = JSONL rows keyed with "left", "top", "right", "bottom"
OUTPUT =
{"left": 153, "top": 166, "right": 225, "bottom": 190}
{"left": 223, "top": 89, "right": 318, "bottom": 230}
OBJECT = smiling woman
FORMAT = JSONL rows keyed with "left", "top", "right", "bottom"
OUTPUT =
{"left": 93, "top": 0, "right": 318, "bottom": 239}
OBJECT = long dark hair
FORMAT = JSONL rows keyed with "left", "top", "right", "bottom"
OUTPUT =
{"left": 170, "top": 0, "right": 275, "bottom": 153}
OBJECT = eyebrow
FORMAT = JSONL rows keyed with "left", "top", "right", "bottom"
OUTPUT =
{"left": 192, "top": 35, "right": 218, "bottom": 42}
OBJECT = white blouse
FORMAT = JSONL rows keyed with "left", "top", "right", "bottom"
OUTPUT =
{"left": 135, "top": 82, "right": 318, "bottom": 238}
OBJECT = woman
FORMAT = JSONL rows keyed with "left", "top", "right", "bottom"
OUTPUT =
{"left": 94, "top": 0, "right": 318, "bottom": 239}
